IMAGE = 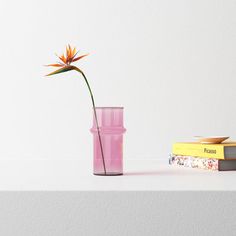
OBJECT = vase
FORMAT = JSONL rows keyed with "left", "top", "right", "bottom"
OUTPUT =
{"left": 90, "top": 107, "right": 126, "bottom": 176}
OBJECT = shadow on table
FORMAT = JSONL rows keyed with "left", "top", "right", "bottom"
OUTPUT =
{"left": 124, "top": 169, "right": 207, "bottom": 176}
{"left": 124, "top": 171, "right": 159, "bottom": 176}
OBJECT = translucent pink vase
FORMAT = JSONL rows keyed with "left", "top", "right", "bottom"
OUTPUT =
{"left": 90, "top": 107, "right": 126, "bottom": 176}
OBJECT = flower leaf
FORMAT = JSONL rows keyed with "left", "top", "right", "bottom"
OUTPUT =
{"left": 46, "top": 66, "right": 74, "bottom": 76}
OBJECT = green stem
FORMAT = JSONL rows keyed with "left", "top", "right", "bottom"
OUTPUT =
{"left": 75, "top": 69, "right": 107, "bottom": 175}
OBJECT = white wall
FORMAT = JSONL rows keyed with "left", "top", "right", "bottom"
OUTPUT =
{"left": 0, "top": 0, "right": 235, "bottom": 160}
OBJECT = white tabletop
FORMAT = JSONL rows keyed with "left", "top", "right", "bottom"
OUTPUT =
{"left": 0, "top": 159, "right": 235, "bottom": 191}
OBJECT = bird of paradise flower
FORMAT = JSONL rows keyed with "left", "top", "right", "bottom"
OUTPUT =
{"left": 46, "top": 45, "right": 107, "bottom": 175}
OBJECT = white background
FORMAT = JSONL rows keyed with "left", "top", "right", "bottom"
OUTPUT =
{"left": 0, "top": 0, "right": 236, "bottom": 160}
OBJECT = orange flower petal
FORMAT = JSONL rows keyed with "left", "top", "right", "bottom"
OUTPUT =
{"left": 47, "top": 46, "right": 88, "bottom": 70}
{"left": 65, "top": 45, "right": 70, "bottom": 63}
{"left": 72, "top": 54, "right": 89, "bottom": 62}
{"left": 71, "top": 51, "right": 79, "bottom": 60}
{"left": 46, "top": 64, "right": 63, "bottom": 67}
{"left": 68, "top": 44, "right": 72, "bottom": 58}
{"left": 72, "top": 47, "right": 76, "bottom": 57}
{"left": 59, "top": 54, "right": 67, "bottom": 64}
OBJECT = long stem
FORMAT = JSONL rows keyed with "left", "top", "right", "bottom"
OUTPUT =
{"left": 77, "top": 70, "right": 107, "bottom": 175}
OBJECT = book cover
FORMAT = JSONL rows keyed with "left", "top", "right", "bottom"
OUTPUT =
{"left": 169, "top": 154, "right": 236, "bottom": 171}
{"left": 169, "top": 154, "right": 219, "bottom": 170}
{"left": 172, "top": 142, "right": 236, "bottom": 160}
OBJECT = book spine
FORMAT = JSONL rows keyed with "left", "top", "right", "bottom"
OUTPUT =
{"left": 172, "top": 143, "right": 225, "bottom": 159}
{"left": 169, "top": 154, "right": 219, "bottom": 171}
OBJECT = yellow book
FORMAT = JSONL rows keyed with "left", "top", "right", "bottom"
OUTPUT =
{"left": 172, "top": 142, "right": 236, "bottom": 160}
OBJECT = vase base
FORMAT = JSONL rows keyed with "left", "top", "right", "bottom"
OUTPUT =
{"left": 93, "top": 172, "right": 123, "bottom": 176}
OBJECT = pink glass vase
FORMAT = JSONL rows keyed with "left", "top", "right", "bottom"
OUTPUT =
{"left": 90, "top": 107, "right": 126, "bottom": 176}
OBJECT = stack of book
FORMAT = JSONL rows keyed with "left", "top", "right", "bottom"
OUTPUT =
{"left": 170, "top": 142, "right": 236, "bottom": 171}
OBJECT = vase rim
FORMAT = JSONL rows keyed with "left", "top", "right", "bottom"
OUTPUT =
{"left": 95, "top": 107, "right": 124, "bottom": 109}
